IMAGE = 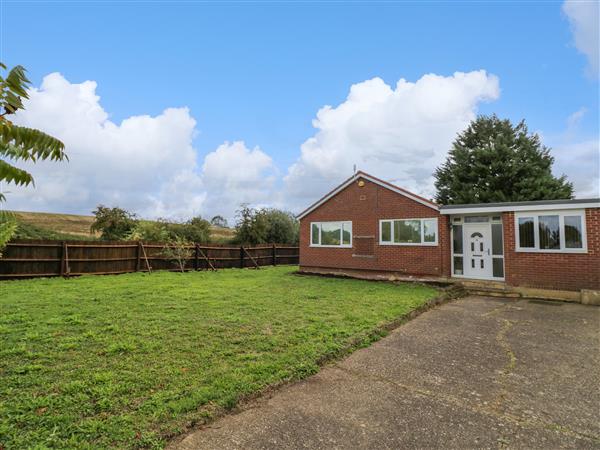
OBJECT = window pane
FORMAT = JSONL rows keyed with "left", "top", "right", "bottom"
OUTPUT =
{"left": 342, "top": 223, "right": 351, "bottom": 245}
{"left": 539, "top": 215, "right": 560, "bottom": 250}
{"left": 518, "top": 217, "right": 535, "bottom": 248}
{"left": 423, "top": 219, "right": 437, "bottom": 243}
{"left": 492, "top": 223, "right": 503, "bottom": 255}
{"left": 453, "top": 256, "right": 463, "bottom": 275}
{"left": 395, "top": 220, "right": 421, "bottom": 243}
{"left": 493, "top": 258, "right": 504, "bottom": 278}
{"left": 311, "top": 224, "right": 319, "bottom": 245}
{"left": 565, "top": 216, "right": 583, "bottom": 249}
{"left": 452, "top": 225, "right": 463, "bottom": 254}
{"left": 321, "top": 222, "right": 341, "bottom": 245}
{"left": 381, "top": 221, "right": 391, "bottom": 242}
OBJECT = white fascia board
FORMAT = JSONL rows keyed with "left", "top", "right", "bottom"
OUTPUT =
{"left": 440, "top": 202, "right": 600, "bottom": 215}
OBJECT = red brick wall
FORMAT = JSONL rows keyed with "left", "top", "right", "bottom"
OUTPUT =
{"left": 503, "top": 209, "right": 600, "bottom": 291}
{"left": 299, "top": 178, "right": 450, "bottom": 277}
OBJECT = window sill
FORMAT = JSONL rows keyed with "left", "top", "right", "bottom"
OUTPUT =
{"left": 515, "top": 248, "right": 587, "bottom": 254}
{"left": 379, "top": 242, "right": 438, "bottom": 247}
{"left": 310, "top": 245, "right": 353, "bottom": 249}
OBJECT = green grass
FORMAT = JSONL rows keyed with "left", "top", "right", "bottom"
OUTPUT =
{"left": 0, "top": 266, "right": 437, "bottom": 449}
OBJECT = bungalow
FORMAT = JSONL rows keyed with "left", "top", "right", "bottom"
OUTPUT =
{"left": 297, "top": 171, "right": 600, "bottom": 302}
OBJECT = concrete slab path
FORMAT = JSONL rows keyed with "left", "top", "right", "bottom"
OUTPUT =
{"left": 171, "top": 296, "right": 600, "bottom": 449}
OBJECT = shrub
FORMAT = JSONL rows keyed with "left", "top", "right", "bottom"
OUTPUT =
{"left": 91, "top": 206, "right": 137, "bottom": 240}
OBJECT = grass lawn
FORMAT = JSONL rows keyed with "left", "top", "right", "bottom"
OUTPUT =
{"left": 0, "top": 266, "right": 437, "bottom": 449}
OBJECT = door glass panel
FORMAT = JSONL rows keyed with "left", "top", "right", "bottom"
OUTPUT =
{"left": 493, "top": 258, "right": 504, "bottom": 278}
{"left": 518, "top": 217, "right": 535, "bottom": 248}
{"left": 452, "top": 225, "right": 463, "bottom": 254}
{"left": 564, "top": 216, "right": 583, "bottom": 248}
{"left": 453, "top": 256, "right": 463, "bottom": 275}
{"left": 311, "top": 224, "right": 319, "bottom": 245}
{"left": 492, "top": 223, "right": 503, "bottom": 255}
{"left": 539, "top": 215, "right": 560, "bottom": 250}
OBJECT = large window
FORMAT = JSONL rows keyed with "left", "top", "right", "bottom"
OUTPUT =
{"left": 380, "top": 218, "right": 438, "bottom": 245}
{"left": 311, "top": 221, "right": 352, "bottom": 247}
{"left": 515, "top": 211, "right": 586, "bottom": 253}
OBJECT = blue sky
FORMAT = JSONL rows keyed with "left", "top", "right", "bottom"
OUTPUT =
{"left": 1, "top": 1, "right": 598, "bottom": 219}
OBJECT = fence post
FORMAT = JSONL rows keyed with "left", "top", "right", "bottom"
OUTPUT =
{"left": 240, "top": 246, "right": 245, "bottom": 269}
{"left": 272, "top": 244, "right": 277, "bottom": 266}
{"left": 136, "top": 241, "right": 142, "bottom": 272}
{"left": 194, "top": 244, "right": 199, "bottom": 271}
{"left": 60, "top": 241, "right": 66, "bottom": 277}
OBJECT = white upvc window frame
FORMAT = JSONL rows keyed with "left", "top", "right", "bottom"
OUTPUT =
{"left": 514, "top": 209, "right": 587, "bottom": 253}
{"left": 379, "top": 218, "right": 439, "bottom": 246}
{"left": 310, "top": 221, "right": 353, "bottom": 248}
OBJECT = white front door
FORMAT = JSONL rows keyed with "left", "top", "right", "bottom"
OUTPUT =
{"left": 463, "top": 223, "right": 493, "bottom": 279}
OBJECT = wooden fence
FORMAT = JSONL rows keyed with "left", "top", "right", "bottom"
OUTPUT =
{"left": 0, "top": 240, "right": 299, "bottom": 279}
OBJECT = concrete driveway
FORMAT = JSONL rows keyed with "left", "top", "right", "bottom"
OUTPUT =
{"left": 173, "top": 296, "right": 600, "bottom": 449}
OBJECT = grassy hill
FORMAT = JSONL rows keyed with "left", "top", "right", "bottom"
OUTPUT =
{"left": 8, "top": 211, "right": 236, "bottom": 242}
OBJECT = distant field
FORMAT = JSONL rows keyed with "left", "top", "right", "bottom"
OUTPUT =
{"left": 14, "top": 211, "right": 99, "bottom": 238}
{"left": 9, "top": 211, "right": 236, "bottom": 242}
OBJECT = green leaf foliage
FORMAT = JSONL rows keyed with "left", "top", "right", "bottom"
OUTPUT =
{"left": 0, "top": 210, "right": 18, "bottom": 256}
{"left": 234, "top": 205, "right": 299, "bottom": 245}
{"left": 90, "top": 205, "right": 138, "bottom": 240}
{"left": 434, "top": 115, "right": 574, "bottom": 204}
{"left": 0, "top": 62, "right": 67, "bottom": 194}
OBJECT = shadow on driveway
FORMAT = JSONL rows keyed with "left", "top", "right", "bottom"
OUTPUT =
{"left": 172, "top": 296, "right": 600, "bottom": 449}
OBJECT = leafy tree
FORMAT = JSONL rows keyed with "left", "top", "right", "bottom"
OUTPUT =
{"left": 90, "top": 205, "right": 137, "bottom": 240}
{"left": 210, "top": 215, "right": 228, "bottom": 228}
{"left": 162, "top": 236, "right": 193, "bottom": 272}
{"left": 177, "top": 216, "right": 211, "bottom": 242}
{"left": 234, "top": 205, "right": 299, "bottom": 245}
{"left": 128, "top": 220, "right": 170, "bottom": 242}
{"left": 434, "top": 115, "right": 574, "bottom": 204}
{"left": 261, "top": 209, "right": 299, "bottom": 244}
{"left": 0, "top": 63, "right": 67, "bottom": 202}
{"left": 234, "top": 204, "right": 268, "bottom": 245}
{"left": 129, "top": 216, "right": 211, "bottom": 243}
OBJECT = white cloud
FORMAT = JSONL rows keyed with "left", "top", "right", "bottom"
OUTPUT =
{"left": 4, "top": 73, "right": 274, "bottom": 222}
{"left": 284, "top": 70, "right": 500, "bottom": 208}
{"left": 200, "top": 141, "right": 277, "bottom": 218}
{"left": 553, "top": 138, "right": 599, "bottom": 198}
{"left": 551, "top": 109, "right": 599, "bottom": 199}
{"left": 566, "top": 107, "right": 587, "bottom": 131}
{"left": 563, "top": 0, "right": 599, "bottom": 76}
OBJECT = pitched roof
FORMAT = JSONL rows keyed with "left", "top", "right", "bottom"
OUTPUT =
{"left": 296, "top": 171, "right": 438, "bottom": 219}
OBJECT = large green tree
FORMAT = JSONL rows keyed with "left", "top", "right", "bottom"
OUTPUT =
{"left": 0, "top": 63, "right": 67, "bottom": 201}
{"left": 434, "top": 115, "right": 573, "bottom": 204}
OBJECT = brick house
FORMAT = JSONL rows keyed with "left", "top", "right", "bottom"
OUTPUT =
{"left": 297, "top": 171, "right": 600, "bottom": 296}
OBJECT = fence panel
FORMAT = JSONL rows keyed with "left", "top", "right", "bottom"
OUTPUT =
{"left": 0, "top": 240, "right": 299, "bottom": 279}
